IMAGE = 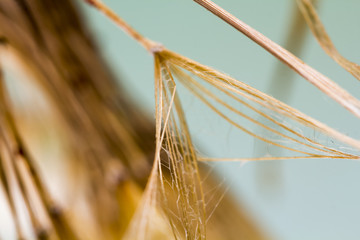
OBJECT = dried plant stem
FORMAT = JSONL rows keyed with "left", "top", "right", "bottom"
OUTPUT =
{"left": 193, "top": 0, "right": 360, "bottom": 118}
{"left": 0, "top": 70, "right": 78, "bottom": 239}
{"left": 0, "top": 151, "right": 24, "bottom": 240}
{"left": 13, "top": 157, "right": 44, "bottom": 239}
{"left": 199, "top": 155, "right": 359, "bottom": 162}
{"left": 85, "top": 0, "right": 161, "bottom": 53}
{"left": 297, "top": 0, "right": 360, "bottom": 81}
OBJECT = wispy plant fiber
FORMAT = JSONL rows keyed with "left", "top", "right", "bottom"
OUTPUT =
{"left": 297, "top": 0, "right": 360, "bottom": 81}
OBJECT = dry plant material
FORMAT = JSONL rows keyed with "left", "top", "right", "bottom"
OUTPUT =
{"left": 0, "top": 70, "right": 78, "bottom": 240}
{"left": 125, "top": 55, "right": 206, "bottom": 240}
{"left": 1, "top": 0, "right": 359, "bottom": 238}
{"left": 0, "top": 0, "right": 155, "bottom": 238}
{"left": 193, "top": 0, "right": 360, "bottom": 119}
{"left": 85, "top": 0, "right": 360, "bottom": 239}
{"left": 297, "top": 0, "right": 360, "bottom": 81}
{"left": 164, "top": 50, "right": 360, "bottom": 158}
{"left": 0, "top": 0, "right": 266, "bottom": 239}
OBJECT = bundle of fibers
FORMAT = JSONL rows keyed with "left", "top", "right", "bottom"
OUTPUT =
{"left": 86, "top": 0, "right": 360, "bottom": 239}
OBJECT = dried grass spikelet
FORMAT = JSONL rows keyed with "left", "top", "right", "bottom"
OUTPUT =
{"left": 125, "top": 47, "right": 360, "bottom": 239}
{"left": 124, "top": 54, "right": 206, "bottom": 240}
{"left": 86, "top": 0, "right": 360, "bottom": 239}
{"left": 125, "top": 54, "right": 269, "bottom": 239}
{"left": 297, "top": 0, "right": 360, "bottom": 81}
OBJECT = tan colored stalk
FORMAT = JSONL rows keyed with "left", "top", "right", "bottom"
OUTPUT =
{"left": 193, "top": 0, "right": 360, "bottom": 118}
{"left": 85, "top": 0, "right": 161, "bottom": 53}
{"left": 297, "top": 0, "right": 360, "bottom": 81}
{"left": 0, "top": 75, "right": 78, "bottom": 239}
{"left": 0, "top": 147, "right": 24, "bottom": 240}
{"left": 199, "top": 155, "right": 358, "bottom": 162}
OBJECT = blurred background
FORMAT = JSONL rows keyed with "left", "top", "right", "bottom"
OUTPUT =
{"left": 1, "top": 0, "right": 360, "bottom": 239}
